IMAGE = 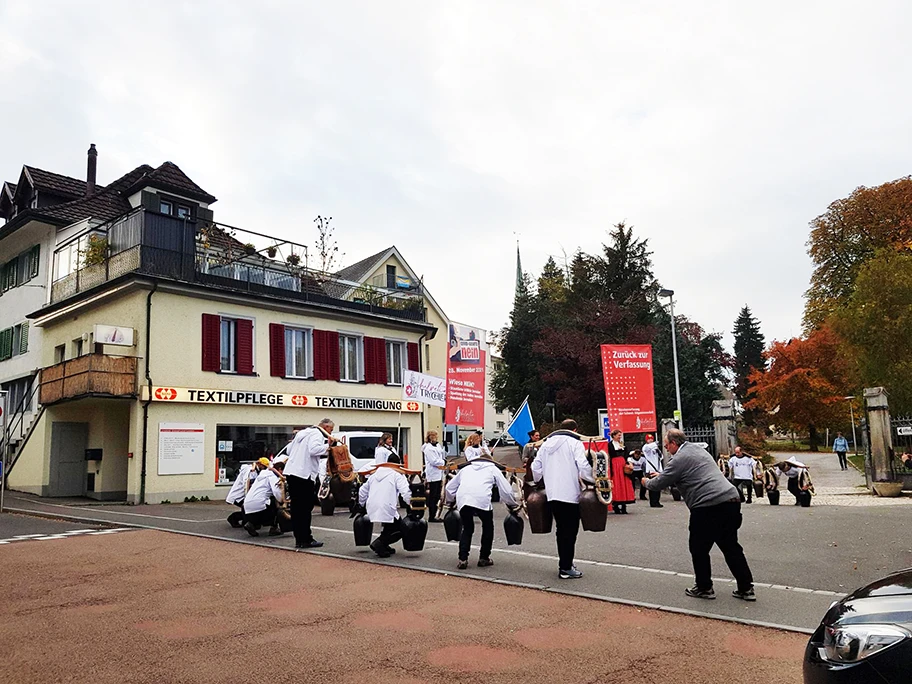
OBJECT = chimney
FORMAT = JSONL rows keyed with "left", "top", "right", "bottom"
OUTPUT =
{"left": 86, "top": 143, "right": 97, "bottom": 195}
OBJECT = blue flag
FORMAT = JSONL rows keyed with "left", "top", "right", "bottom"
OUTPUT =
{"left": 506, "top": 397, "right": 535, "bottom": 446}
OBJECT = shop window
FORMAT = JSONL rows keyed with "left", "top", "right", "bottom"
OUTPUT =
{"left": 339, "top": 333, "right": 363, "bottom": 382}
{"left": 215, "top": 425, "right": 296, "bottom": 485}
{"left": 284, "top": 327, "right": 313, "bottom": 378}
{"left": 385, "top": 340, "right": 404, "bottom": 386}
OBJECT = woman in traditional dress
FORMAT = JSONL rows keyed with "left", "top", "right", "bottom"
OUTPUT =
{"left": 608, "top": 430, "right": 635, "bottom": 514}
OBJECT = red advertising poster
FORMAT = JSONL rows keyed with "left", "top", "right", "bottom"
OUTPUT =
{"left": 445, "top": 323, "right": 486, "bottom": 427}
{"left": 600, "top": 344, "right": 657, "bottom": 434}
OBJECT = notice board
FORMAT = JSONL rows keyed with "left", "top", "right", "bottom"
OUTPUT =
{"left": 158, "top": 423, "right": 205, "bottom": 475}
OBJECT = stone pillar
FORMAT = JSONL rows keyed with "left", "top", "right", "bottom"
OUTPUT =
{"left": 864, "top": 387, "right": 893, "bottom": 484}
{"left": 713, "top": 400, "right": 737, "bottom": 458}
{"left": 660, "top": 418, "right": 677, "bottom": 460}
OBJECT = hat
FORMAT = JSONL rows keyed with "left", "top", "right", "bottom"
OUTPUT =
{"left": 273, "top": 454, "right": 289, "bottom": 465}
{"left": 256, "top": 457, "right": 271, "bottom": 467}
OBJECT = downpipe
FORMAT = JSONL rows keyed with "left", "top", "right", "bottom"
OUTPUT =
{"left": 139, "top": 282, "right": 157, "bottom": 504}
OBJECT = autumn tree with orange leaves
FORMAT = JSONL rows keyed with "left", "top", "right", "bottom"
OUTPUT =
{"left": 746, "top": 327, "right": 850, "bottom": 451}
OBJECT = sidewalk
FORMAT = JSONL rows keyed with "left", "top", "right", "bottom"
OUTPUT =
{"left": 0, "top": 528, "right": 806, "bottom": 684}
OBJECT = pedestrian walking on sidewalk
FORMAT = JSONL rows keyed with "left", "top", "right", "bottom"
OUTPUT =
{"left": 643, "top": 429, "right": 756, "bottom": 602}
{"left": 832, "top": 432, "right": 849, "bottom": 471}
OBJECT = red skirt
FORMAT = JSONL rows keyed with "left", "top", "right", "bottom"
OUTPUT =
{"left": 609, "top": 456, "right": 635, "bottom": 505}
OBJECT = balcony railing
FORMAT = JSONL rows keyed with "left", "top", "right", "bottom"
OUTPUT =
{"left": 40, "top": 354, "right": 138, "bottom": 405}
{"left": 49, "top": 211, "right": 427, "bottom": 322}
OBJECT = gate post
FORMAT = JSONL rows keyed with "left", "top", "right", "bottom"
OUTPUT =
{"left": 864, "top": 387, "right": 894, "bottom": 486}
{"left": 713, "top": 399, "right": 736, "bottom": 458}
{"left": 660, "top": 418, "right": 676, "bottom": 459}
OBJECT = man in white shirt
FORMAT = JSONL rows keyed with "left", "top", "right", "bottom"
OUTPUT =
{"left": 225, "top": 457, "right": 270, "bottom": 527}
{"left": 358, "top": 458, "right": 413, "bottom": 558}
{"left": 422, "top": 431, "right": 447, "bottom": 523}
{"left": 728, "top": 446, "right": 755, "bottom": 504}
{"left": 641, "top": 434, "right": 664, "bottom": 508}
{"left": 243, "top": 460, "right": 286, "bottom": 536}
{"left": 445, "top": 458, "right": 517, "bottom": 570}
{"left": 285, "top": 418, "right": 334, "bottom": 549}
{"left": 531, "top": 419, "right": 594, "bottom": 579}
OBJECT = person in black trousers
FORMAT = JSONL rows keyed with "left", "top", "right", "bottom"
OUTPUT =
{"left": 643, "top": 429, "right": 755, "bottom": 601}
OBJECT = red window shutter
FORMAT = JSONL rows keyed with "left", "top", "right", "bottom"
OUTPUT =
{"left": 237, "top": 319, "right": 254, "bottom": 375}
{"left": 363, "top": 337, "right": 388, "bottom": 385}
{"left": 313, "top": 330, "right": 340, "bottom": 381}
{"left": 201, "top": 314, "right": 221, "bottom": 372}
{"left": 269, "top": 324, "right": 285, "bottom": 378}
{"left": 407, "top": 342, "right": 420, "bottom": 372}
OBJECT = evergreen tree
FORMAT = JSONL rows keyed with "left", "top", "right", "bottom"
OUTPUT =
{"left": 732, "top": 305, "right": 766, "bottom": 425}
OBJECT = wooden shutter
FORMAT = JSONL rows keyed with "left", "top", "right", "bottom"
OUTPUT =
{"left": 237, "top": 319, "right": 254, "bottom": 375}
{"left": 201, "top": 314, "right": 221, "bottom": 372}
{"left": 407, "top": 342, "right": 420, "bottom": 371}
{"left": 18, "top": 322, "right": 28, "bottom": 355}
{"left": 0, "top": 328, "right": 12, "bottom": 361}
{"left": 313, "top": 330, "right": 340, "bottom": 381}
{"left": 269, "top": 324, "right": 286, "bottom": 377}
{"left": 363, "top": 337, "right": 388, "bottom": 385}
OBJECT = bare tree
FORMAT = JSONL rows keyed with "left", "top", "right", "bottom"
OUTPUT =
{"left": 313, "top": 215, "right": 344, "bottom": 274}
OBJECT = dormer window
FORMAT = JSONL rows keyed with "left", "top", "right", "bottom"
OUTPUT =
{"left": 176, "top": 205, "right": 191, "bottom": 219}
{"left": 159, "top": 198, "right": 192, "bottom": 219}
{"left": 160, "top": 200, "right": 172, "bottom": 214}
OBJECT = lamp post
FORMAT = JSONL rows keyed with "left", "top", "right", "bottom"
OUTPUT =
{"left": 658, "top": 289, "right": 683, "bottom": 430}
{"left": 544, "top": 402, "right": 556, "bottom": 426}
{"left": 844, "top": 396, "right": 859, "bottom": 456}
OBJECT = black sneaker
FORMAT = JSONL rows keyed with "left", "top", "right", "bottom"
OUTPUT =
{"left": 457, "top": 559, "right": 468, "bottom": 570}
{"left": 685, "top": 585, "right": 716, "bottom": 599}
{"left": 369, "top": 541, "right": 391, "bottom": 558}
{"left": 243, "top": 522, "right": 259, "bottom": 537}
{"left": 559, "top": 566, "right": 583, "bottom": 579}
{"left": 732, "top": 587, "right": 756, "bottom": 601}
{"left": 478, "top": 558, "right": 494, "bottom": 567}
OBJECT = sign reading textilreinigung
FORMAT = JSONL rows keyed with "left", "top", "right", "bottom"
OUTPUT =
{"left": 145, "top": 386, "right": 421, "bottom": 412}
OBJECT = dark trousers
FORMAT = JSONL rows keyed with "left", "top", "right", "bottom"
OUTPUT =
{"left": 427, "top": 480, "right": 443, "bottom": 520}
{"left": 459, "top": 506, "right": 494, "bottom": 561}
{"left": 836, "top": 451, "right": 847, "bottom": 470}
{"left": 244, "top": 503, "right": 277, "bottom": 529}
{"left": 287, "top": 474, "right": 317, "bottom": 545}
{"left": 632, "top": 472, "right": 645, "bottom": 499}
{"left": 376, "top": 518, "right": 403, "bottom": 549}
{"left": 787, "top": 476, "right": 801, "bottom": 504}
{"left": 648, "top": 488, "right": 662, "bottom": 507}
{"left": 688, "top": 500, "right": 754, "bottom": 592}
{"left": 551, "top": 500, "right": 581, "bottom": 571}
{"left": 734, "top": 478, "right": 753, "bottom": 503}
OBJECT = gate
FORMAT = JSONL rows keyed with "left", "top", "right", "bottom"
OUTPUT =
{"left": 892, "top": 415, "right": 912, "bottom": 484}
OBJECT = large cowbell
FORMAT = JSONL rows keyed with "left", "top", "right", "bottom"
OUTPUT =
{"left": 503, "top": 509, "right": 524, "bottom": 545}
{"left": 353, "top": 512, "right": 373, "bottom": 546}
{"left": 443, "top": 506, "right": 462, "bottom": 542}
{"left": 401, "top": 513, "right": 428, "bottom": 551}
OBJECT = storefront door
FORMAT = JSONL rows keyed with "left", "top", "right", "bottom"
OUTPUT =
{"left": 49, "top": 422, "right": 88, "bottom": 497}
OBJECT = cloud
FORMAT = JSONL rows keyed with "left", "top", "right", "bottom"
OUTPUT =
{"left": 2, "top": 0, "right": 910, "bottom": 350}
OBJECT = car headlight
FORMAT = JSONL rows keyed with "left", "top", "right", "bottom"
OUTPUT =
{"left": 823, "top": 624, "right": 911, "bottom": 663}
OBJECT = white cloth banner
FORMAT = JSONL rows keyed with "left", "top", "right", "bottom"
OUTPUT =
{"left": 402, "top": 370, "right": 447, "bottom": 408}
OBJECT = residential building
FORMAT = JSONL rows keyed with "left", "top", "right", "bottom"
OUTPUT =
{"left": 2, "top": 147, "right": 436, "bottom": 503}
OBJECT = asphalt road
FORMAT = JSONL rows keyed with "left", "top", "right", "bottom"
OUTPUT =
{"left": 5, "top": 449, "right": 908, "bottom": 633}
{"left": 0, "top": 529, "right": 807, "bottom": 684}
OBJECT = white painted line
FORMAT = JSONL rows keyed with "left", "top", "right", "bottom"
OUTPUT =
{"left": 13, "top": 534, "right": 46, "bottom": 538}
{"left": 8, "top": 499, "right": 222, "bottom": 523}
{"left": 35, "top": 536, "right": 69, "bottom": 540}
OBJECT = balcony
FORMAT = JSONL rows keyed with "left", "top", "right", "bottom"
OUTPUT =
{"left": 39, "top": 354, "right": 138, "bottom": 405}
{"left": 49, "top": 210, "right": 427, "bottom": 323}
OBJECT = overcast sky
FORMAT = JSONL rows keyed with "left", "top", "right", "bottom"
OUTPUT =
{"left": 3, "top": 1, "right": 910, "bottom": 349}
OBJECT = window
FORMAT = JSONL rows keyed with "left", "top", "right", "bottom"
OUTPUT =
{"left": 54, "top": 345, "right": 65, "bottom": 364}
{"left": 386, "top": 264, "right": 396, "bottom": 289}
{"left": 2, "top": 376, "right": 34, "bottom": 415}
{"left": 2, "top": 256, "right": 18, "bottom": 292}
{"left": 284, "top": 327, "right": 312, "bottom": 378}
{"left": 27, "top": 245, "right": 39, "bottom": 279}
{"left": 339, "top": 334, "right": 363, "bottom": 382}
{"left": 385, "top": 340, "right": 404, "bottom": 385}
{"left": 220, "top": 318, "right": 237, "bottom": 372}
{"left": 72, "top": 338, "right": 83, "bottom": 358}
{"left": 160, "top": 200, "right": 172, "bottom": 215}
{"left": 496, "top": 421, "right": 505, "bottom": 430}
{"left": 176, "top": 205, "right": 191, "bottom": 219}
{"left": 11, "top": 325, "right": 21, "bottom": 358}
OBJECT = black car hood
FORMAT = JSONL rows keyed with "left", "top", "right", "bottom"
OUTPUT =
{"left": 824, "top": 568, "right": 912, "bottom": 627}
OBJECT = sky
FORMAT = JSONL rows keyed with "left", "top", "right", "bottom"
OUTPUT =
{"left": 2, "top": 1, "right": 911, "bottom": 350}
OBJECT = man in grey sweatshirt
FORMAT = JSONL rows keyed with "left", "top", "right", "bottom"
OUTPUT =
{"left": 643, "top": 428, "right": 756, "bottom": 601}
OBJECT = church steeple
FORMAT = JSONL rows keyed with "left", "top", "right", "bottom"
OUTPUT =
{"left": 515, "top": 241, "right": 523, "bottom": 297}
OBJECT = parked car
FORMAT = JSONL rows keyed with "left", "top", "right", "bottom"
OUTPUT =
{"left": 804, "top": 567, "right": 912, "bottom": 683}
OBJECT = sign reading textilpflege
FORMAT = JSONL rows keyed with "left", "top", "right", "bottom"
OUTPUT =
{"left": 145, "top": 386, "right": 421, "bottom": 412}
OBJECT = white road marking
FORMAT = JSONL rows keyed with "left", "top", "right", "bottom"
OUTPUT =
{"left": 9, "top": 498, "right": 225, "bottom": 523}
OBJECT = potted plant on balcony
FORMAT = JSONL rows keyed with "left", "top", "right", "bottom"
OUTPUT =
{"left": 82, "top": 235, "right": 108, "bottom": 265}
{"left": 244, "top": 243, "right": 257, "bottom": 256}
{"left": 286, "top": 252, "right": 301, "bottom": 266}
{"left": 266, "top": 245, "right": 277, "bottom": 258}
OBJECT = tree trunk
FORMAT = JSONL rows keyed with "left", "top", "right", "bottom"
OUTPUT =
{"left": 808, "top": 424, "right": 819, "bottom": 452}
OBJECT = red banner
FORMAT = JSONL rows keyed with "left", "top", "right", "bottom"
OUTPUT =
{"left": 600, "top": 344, "right": 657, "bottom": 434}
{"left": 445, "top": 324, "right": 486, "bottom": 427}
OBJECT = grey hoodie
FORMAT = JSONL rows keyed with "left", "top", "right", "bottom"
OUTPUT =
{"left": 644, "top": 441, "right": 739, "bottom": 509}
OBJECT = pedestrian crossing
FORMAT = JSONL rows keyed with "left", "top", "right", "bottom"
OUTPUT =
{"left": 0, "top": 528, "right": 134, "bottom": 545}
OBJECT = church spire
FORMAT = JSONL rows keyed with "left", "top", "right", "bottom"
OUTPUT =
{"left": 515, "top": 240, "right": 523, "bottom": 296}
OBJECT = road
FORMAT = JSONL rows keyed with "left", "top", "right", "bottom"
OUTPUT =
{"left": 7, "top": 450, "right": 909, "bottom": 634}
{"left": 0, "top": 527, "right": 807, "bottom": 684}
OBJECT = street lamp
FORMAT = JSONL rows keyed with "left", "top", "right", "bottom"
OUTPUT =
{"left": 544, "top": 402, "right": 556, "bottom": 426}
{"left": 844, "top": 396, "right": 859, "bottom": 456}
{"left": 658, "top": 289, "right": 683, "bottom": 430}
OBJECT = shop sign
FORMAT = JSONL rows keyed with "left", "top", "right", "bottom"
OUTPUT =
{"left": 93, "top": 324, "right": 135, "bottom": 347}
{"left": 148, "top": 386, "right": 420, "bottom": 412}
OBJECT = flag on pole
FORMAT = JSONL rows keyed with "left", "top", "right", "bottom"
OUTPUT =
{"left": 506, "top": 397, "right": 535, "bottom": 446}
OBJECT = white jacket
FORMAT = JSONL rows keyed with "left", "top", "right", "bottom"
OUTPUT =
{"left": 358, "top": 467, "right": 412, "bottom": 524}
{"left": 374, "top": 445, "right": 395, "bottom": 465}
{"left": 422, "top": 443, "right": 446, "bottom": 482}
{"left": 225, "top": 464, "right": 256, "bottom": 504}
{"left": 445, "top": 460, "right": 516, "bottom": 512}
{"left": 642, "top": 442, "right": 663, "bottom": 474}
{"left": 243, "top": 470, "right": 284, "bottom": 514}
{"left": 532, "top": 433, "right": 594, "bottom": 504}
{"left": 285, "top": 427, "right": 329, "bottom": 481}
{"left": 464, "top": 445, "right": 484, "bottom": 462}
